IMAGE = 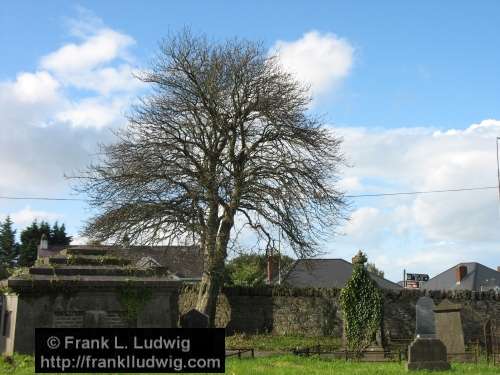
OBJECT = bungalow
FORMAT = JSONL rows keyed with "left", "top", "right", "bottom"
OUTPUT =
{"left": 421, "top": 262, "right": 500, "bottom": 292}
{"left": 281, "top": 258, "right": 402, "bottom": 290}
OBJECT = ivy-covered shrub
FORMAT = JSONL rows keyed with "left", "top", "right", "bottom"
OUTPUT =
{"left": 339, "top": 251, "right": 383, "bottom": 355}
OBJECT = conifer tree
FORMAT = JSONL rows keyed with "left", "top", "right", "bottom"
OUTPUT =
{"left": 0, "top": 216, "right": 19, "bottom": 266}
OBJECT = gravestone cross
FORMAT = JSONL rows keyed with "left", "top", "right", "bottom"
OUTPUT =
{"left": 180, "top": 309, "right": 209, "bottom": 328}
{"left": 415, "top": 296, "right": 436, "bottom": 338}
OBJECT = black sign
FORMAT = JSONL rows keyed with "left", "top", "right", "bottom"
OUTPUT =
{"left": 35, "top": 328, "right": 225, "bottom": 373}
{"left": 407, "top": 273, "right": 429, "bottom": 282}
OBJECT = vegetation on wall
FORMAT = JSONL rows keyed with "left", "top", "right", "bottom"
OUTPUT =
{"left": 224, "top": 254, "right": 295, "bottom": 287}
{"left": 118, "top": 284, "right": 153, "bottom": 325}
{"left": 339, "top": 251, "right": 383, "bottom": 355}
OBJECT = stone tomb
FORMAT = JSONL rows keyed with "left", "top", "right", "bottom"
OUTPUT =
{"left": 0, "top": 246, "right": 182, "bottom": 354}
{"left": 407, "top": 296, "right": 450, "bottom": 371}
{"left": 434, "top": 299, "right": 465, "bottom": 357}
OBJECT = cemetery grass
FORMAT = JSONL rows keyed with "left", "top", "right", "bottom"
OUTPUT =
{"left": 2, "top": 354, "right": 500, "bottom": 375}
{"left": 226, "top": 333, "right": 342, "bottom": 352}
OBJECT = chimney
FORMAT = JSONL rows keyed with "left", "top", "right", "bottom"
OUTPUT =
{"left": 40, "top": 234, "right": 48, "bottom": 250}
{"left": 456, "top": 265, "right": 467, "bottom": 284}
{"left": 497, "top": 266, "right": 500, "bottom": 272}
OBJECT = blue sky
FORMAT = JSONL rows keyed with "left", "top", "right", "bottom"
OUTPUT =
{"left": 1, "top": 1, "right": 500, "bottom": 281}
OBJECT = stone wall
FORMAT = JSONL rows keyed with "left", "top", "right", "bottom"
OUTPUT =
{"left": 2, "top": 286, "right": 179, "bottom": 354}
{"left": 179, "top": 286, "right": 500, "bottom": 343}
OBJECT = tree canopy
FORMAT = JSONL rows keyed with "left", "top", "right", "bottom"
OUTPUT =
{"left": 224, "top": 253, "right": 295, "bottom": 287}
{"left": 76, "top": 30, "right": 346, "bottom": 324}
{"left": 0, "top": 216, "right": 19, "bottom": 266}
{"left": 18, "top": 220, "right": 72, "bottom": 267}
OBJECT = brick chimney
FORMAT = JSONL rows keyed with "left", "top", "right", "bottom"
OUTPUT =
{"left": 456, "top": 265, "right": 467, "bottom": 284}
{"left": 497, "top": 266, "right": 500, "bottom": 272}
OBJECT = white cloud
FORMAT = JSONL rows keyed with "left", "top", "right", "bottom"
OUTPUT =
{"left": 270, "top": 31, "right": 354, "bottom": 96}
{"left": 11, "top": 71, "right": 60, "bottom": 104}
{"left": 344, "top": 207, "right": 381, "bottom": 237}
{"left": 9, "top": 207, "right": 63, "bottom": 227}
{"left": 55, "top": 97, "right": 128, "bottom": 129}
{"left": 41, "top": 28, "right": 134, "bottom": 75}
{"left": 0, "top": 9, "right": 139, "bottom": 196}
{"left": 338, "top": 176, "right": 362, "bottom": 192}
{"left": 332, "top": 119, "right": 500, "bottom": 280}
{"left": 64, "top": 65, "right": 143, "bottom": 95}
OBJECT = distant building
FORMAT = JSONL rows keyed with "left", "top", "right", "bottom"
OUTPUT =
{"left": 281, "top": 258, "right": 402, "bottom": 290}
{"left": 422, "top": 263, "right": 500, "bottom": 292}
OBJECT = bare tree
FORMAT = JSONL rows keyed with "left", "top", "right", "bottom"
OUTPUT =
{"left": 76, "top": 30, "right": 346, "bottom": 326}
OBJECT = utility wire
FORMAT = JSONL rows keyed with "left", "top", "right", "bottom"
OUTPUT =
{"left": 0, "top": 185, "right": 497, "bottom": 202}
{"left": 344, "top": 186, "right": 498, "bottom": 198}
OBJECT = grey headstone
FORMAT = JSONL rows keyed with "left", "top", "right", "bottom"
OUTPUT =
{"left": 180, "top": 309, "right": 209, "bottom": 328}
{"left": 434, "top": 299, "right": 465, "bottom": 356}
{"left": 407, "top": 338, "right": 450, "bottom": 371}
{"left": 415, "top": 297, "right": 435, "bottom": 338}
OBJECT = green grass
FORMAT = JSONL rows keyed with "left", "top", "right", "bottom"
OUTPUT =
{"left": 226, "top": 333, "right": 341, "bottom": 352}
{"left": 2, "top": 354, "right": 499, "bottom": 375}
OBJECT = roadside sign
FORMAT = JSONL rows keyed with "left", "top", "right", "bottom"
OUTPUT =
{"left": 407, "top": 273, "right": 429, "bottom": 282}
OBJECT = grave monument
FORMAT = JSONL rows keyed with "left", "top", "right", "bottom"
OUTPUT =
{"left": 407, "top": 296, "right": 450, "bottom": 371}
{"left": 434, "top": 299, "right": 465, "bottom": 357}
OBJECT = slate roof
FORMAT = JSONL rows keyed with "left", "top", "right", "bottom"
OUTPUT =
{"left": 282, "top": 258, "right": 402, "bottom": 290}
{"left": 421, "top": 262, "right": 500, "bottom": 291}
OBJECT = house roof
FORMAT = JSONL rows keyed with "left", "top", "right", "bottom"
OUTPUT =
{"left": 422, "top": 262, "right": 500, "bottom": 291}
{"left": 282, "top": 258, "right": 402, "bottom": 290}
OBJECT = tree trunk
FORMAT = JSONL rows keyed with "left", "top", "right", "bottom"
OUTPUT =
{"left": 195, "top": 215, "right": 233, "bottom": 327}
{"left": 195, "top": 257, "right": 224, "bottom": 327}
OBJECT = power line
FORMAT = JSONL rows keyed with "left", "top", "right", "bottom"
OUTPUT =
{"left": 344, "top": 186, "right": 498, "bottom": 198}
{"left": 0, "top": 185, "right": 497, "bottom": 202}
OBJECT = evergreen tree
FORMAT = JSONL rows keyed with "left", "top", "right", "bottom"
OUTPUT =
{"left": 18, "top": 220, "right": 40, "bottom": 267}
{"left": 18, "top": 220, "right": 72, "bottom": 267}
{"left": 51, "top": 222, "right": 71, "bottom": 245}
{"left": 18, "top": 239, "right": 38, "bottom": 267}
{"left": 0, "top": 216, "right": 19, "bottom": 266}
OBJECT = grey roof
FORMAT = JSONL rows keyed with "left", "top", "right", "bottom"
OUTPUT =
{"left": 282, "top": 258, "right": 402, "bottom": 290}
{"left": 422, "top": 262, "right": 500, "bottom": 291}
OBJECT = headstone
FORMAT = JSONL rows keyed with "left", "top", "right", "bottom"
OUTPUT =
{"left": 434, "top": 299, "right": 465, "bottom": 356}
{"left": 180, "top": 309, "right": 209, "bottom": 328}
{"left": 407, "top": 338, "right": 451, "bottom": 371}
{"left": 415, "top": 296, "right": 436, "bottom": 338}
{"left": 407, "top": 297, "right": 450, "bottom": 371}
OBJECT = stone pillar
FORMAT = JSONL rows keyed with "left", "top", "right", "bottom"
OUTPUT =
{"left": 434, "top": 299, "right": 465, "bottom": 356}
